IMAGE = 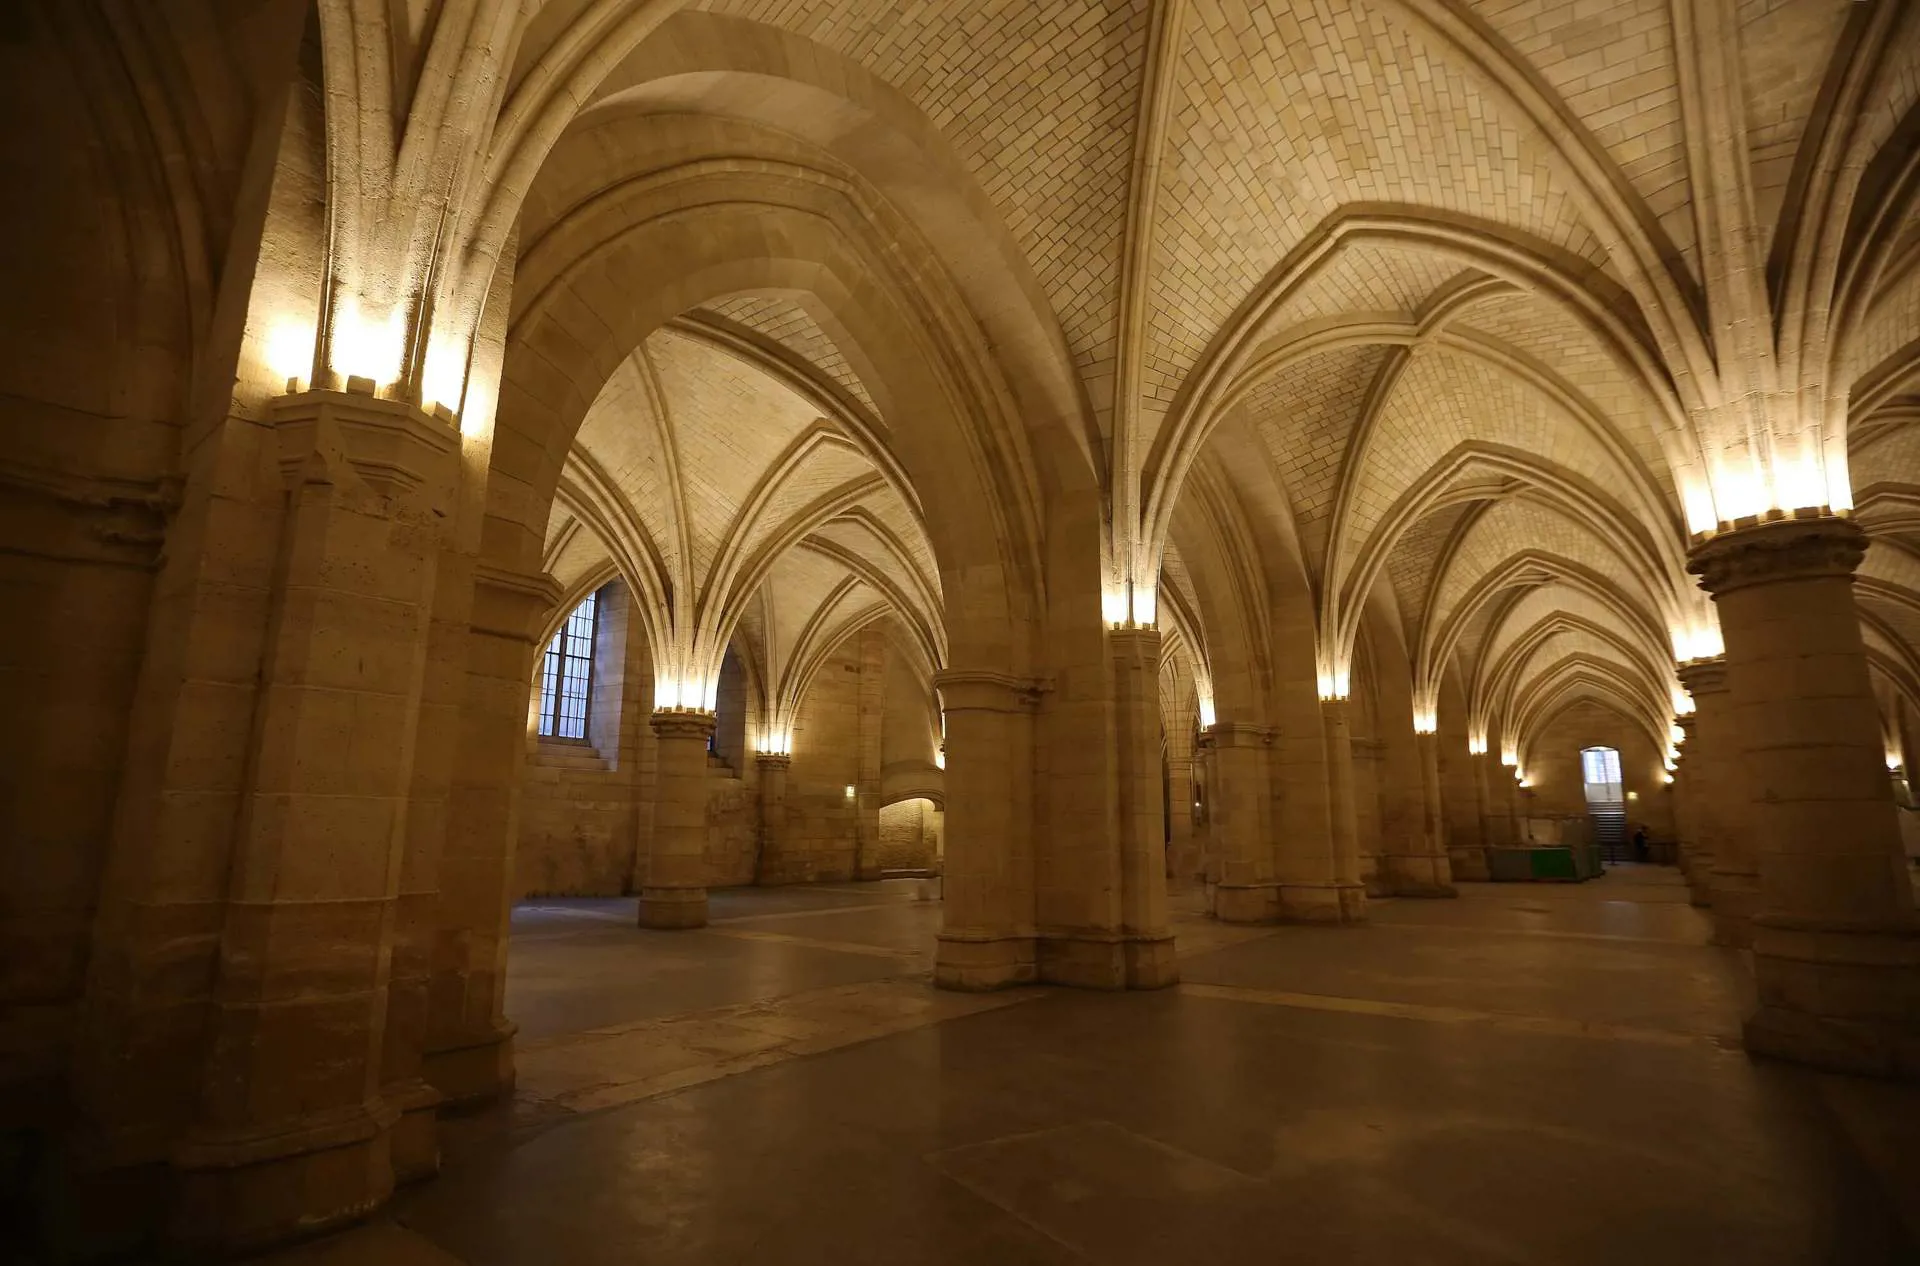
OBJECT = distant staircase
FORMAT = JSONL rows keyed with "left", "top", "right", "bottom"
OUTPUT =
{"left": 1590, "top": 804, "right": 1628, "bottom": 864}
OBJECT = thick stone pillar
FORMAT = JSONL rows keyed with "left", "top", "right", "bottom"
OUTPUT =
{"left": 1671, "top": 713, "right": 1710, "bottom": 900}
{"left": 425, "top": 562, "right": 557, "bottom": 1109}
{"left": 1690, "top": 517, "right": 1920, "bottom": 1077}
{"left": 1446, "top": 739, "right": 1490, "bottom": 881}
{"left": 1383, "top": 731, "right": 1458, "bottom": 896}
{"left": 640, "top": 711, "right": 716, "bottom": 929}
{"left": 1111, "top": 628, "right": 1177, "bottom": 988}
{"left": 933, "top": 671, "right": 1039, "bottom": 989}
{"left": 1680, "top": 658, "right": 1754, "bottom": 944}
{"left": 1474, "top": 751, "right": 1507, "bottom": 848}
{"left": 754, "top": 752, "right": 790, "bottom": 884}
{"left": 168, "top": 391, "right": 456, "bottom": 1253}
{"left": 1165, "top": 735, "right": 1198, "bottom": 883}
{"left": 853, "top": 627, "right": 885, "bottom": 879}
{"left": 1320, "top": 698, "right": 1369, "bottom": 921}
{"left": 1207, "top": 722, "right": 1279, "bottom": 922}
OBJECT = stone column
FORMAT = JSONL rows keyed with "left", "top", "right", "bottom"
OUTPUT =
{"left": 1208, "top": 722, "right": 1279, "bottom": 922}
{"left": 1165, "top": 732, "right": 1198, "bottom": 883}
{"left": 1191, "top": 735, "right": 1217, "bottom": 883}
{"left": 1447, "top": 740, "right": 1491, "bottom": 881}
{"left": 168, "top": 391, "right": 456, "bottom": 1253}
{"left": 1320, "top": 698, "right": 1369, "bottom": 921}
{"left": 640, "top": 710, "right": 716, "bottom": 929}
{"left": 425, "top": 562, "right": 557, "bottom": 1110}
{"left": 933, "top": 671, "right": 1039, "bottom": 990}
{"left": 1671, "top": 713, "right": 1708, "bottom": 899}
{"left": 1386, "top": 731, "right": 1458, "bottom": 896}
{"left": 1111, "top": 628, "right": 1177, "bottom": 988}
{"left": 753, "top": 752, "right": 790, "bottom": 885}
{"left": 1680, "top": 657, "right": 1754, "bottom": 944}
{"left": 1474, "top": 751, "right": 1505, "bottom": 849}
{"left": 854, "top": 627, "right": 885, "bottom": 879}
{"left": 1506, "top": 766, "right": 1526, "bottom": 841}
{"left": 1689, "top": 516, "right": 1920, "bottom": 1077}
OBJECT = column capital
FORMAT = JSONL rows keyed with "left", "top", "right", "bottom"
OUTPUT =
{"left": 1107, "top": 626, "right": 1163, "bottom": 658}
{"left": 650, "top": 709, "right": 716, "bottom": 741}
{"left": 933, "top": 670, "right": 1050, "bottom": 713}
{"left": 754, "top": 752, "right": 792, "bottom": 771}
{"left": 470, "top": 563, "right": 564, "bottom": 644}
{"left": 1676, "top": 656, "right": 1729, "bottom": 696}
{"left": 1687, "top": 515, "right": 1866, "bottom": 596}
{"left": 1205, "top": 721, "right": 1273, "bottom": 749}
{"left": 269, "top": 388, "right": 459, "bottom": 508}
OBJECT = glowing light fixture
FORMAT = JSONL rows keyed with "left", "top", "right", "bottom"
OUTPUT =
{"left": 330, "top": 298, "right": 406, "bottom": 391}
{"left": 264, "top": 314, "right": 315, "bottom": 390}
{"left": 1411, "top": 707, "right": 1437, "bottom": 736}
{"left": 421, "top": 332, "right": 469, "bottom": 418}
{"left": 844, "top": 784, "right": 857, "bottom": 800}
{"left": 653, "top": 672, "right": 717, "bottom": 714}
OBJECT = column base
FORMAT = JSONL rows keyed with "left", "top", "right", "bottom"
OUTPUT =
{"left": 1448, "top": 847, "right": 1491, "bottom": 882}
{"left": 1029, "top": 932, "right": 1182, "bottom": 990}
{"left": 169, "top": 1098, "right": 399, "bottom": 1257}
{"left": 1708, "top": 869, "right": 1759, "bottom": 948}
{"left": 934, "top": 932, "right": 1037, "bottom": 990}
{"left": 1213, "top": 882, "right": 1283, "bottom": 924}
{"left": 1276, "top": 882, "right": 1368, "bottom": 923}
{"left": 386, "top": 1078, "right": 442, "bottom": 1185}
{"left": 1378, "top": 853, "right": 1458, "bottom": 897}
{"left": 1685, "top": 865, "right": 1716, "bottom": 908}
{"left": 1123, "top": 935, "right": 1180, "bottom": 989}
{"left": 638, "top": 886, "right": 708, "bottom": 929}
{"left": 421, "top": 1018, "right": 516, "bottom": 1108}
{"left": 1746, "top": 918, "right": 1920, "bottom": 1079}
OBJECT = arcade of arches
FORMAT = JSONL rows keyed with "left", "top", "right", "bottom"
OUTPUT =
{"left": 5, "top": 0, "right": 1920, "bottom": 1258}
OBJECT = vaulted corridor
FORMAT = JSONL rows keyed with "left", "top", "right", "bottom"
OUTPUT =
{"left": 7, "top": 0, "right": 1920, "bottom": 1258}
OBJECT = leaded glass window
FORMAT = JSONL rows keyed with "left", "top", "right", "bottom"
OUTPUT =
{"left": 538, "top": 590, "right": 598, "bottom": 740}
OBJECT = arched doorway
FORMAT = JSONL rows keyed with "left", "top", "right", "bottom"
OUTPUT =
{"left": 1580, "top": 746, "right": 1627, "bottom": 863}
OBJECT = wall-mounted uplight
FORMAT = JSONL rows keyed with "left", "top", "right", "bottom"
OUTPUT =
{"left": 264, "top": 315, "right": 316, "bottom": 393}
{"left": 329, "top": 297, "right": 406, "bottom": 392}
{"left": 933, "top": 746, "right": 946, "bottom": 770}
{"left": 1467, "top": 734, "right": 1488, "bottom": 756}
{"left": 844, "top": 784, "right": 857, "bottom": 800}
{"left": 654, "top": 672, "right": 718, "bottom": 714}
{"left": 1411, "top": 708, "right": 1437, "bottom": 735}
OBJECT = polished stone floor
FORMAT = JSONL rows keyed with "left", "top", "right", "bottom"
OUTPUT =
{"left": 262, "top": 868, "right": 1919, "bottom": 1265}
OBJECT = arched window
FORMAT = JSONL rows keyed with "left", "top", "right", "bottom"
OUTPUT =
{"left": 538, "top": 590, "right": 599, "bottom": 740}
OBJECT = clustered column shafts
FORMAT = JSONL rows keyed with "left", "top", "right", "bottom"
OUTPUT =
{"left": 1689, "top": 516, "right": 1920, "bottom": 1077}
{"left": 1672, "top": 712, "right": 1711, "bottom": 905}
{"left": 1319, "top": 698, "right": 1369, "bottom": 922}
{"left": 932, "top": 672, "right": 1039, "bottom": 990}
{"left": 1206, "top": 722, "right": 1279, "bottom": 922}
{"left": 753, "top": 752, "right": 791, "bottom": 884}
{"left": 1110, "top": 628, "right": 1179, "bottom": 988}
{"left": 167, "top": 392, "right": 458, "bottom": 1254}
{"left": 1382, "top": 731, "right": 1457, "bottom": 897}
{"left": 640, "top": 711, "right": 718, "bottom": 929}
{"left": 1473, "top": 749, "right": 1508, "bottom": 849}
{"left": 1678, "top": 657, "right": 1755, "bottom": 946}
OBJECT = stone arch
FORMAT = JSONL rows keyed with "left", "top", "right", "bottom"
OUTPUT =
{"left": 494, "top": 156, "right": 1066, "bottom": 679}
